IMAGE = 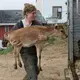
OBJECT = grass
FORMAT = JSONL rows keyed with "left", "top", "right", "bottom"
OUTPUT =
{"left": 0, "top": 44, "right": 13, "bottom": 54}
{"left": 47, "top": 36, "right": 56, "bottom": 44}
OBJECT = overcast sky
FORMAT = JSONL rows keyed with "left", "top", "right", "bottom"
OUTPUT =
{"left": 0, "top": 0, "right": 36, "bottom": 10}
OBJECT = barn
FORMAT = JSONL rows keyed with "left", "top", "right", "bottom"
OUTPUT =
{"left": 0, "top": 10, "right": 23, "bottom": 40}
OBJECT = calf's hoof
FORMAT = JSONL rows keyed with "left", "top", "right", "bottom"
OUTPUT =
{"left": 38, "top": 66, "right": 42, "bottom": 72}
{"left": 39, "top": 67, "right": 42, "bottom": 71}
{"left": 14, "top": 65, "right": 17, "bottom": 69}
{"left": 19, "top": 62, "right": 22, "bottom": 68}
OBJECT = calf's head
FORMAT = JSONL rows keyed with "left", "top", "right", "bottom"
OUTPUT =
{"left": 53, "top": 24, "right": 68, "bottom": 38}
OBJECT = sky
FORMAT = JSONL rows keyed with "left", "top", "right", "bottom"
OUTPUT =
{"left": 0, "top": 0, "right": 36, "bottom": 10}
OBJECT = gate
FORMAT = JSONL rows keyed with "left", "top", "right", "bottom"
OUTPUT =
{"left": 64, "top": 0, "right": 80, "bottom": 80}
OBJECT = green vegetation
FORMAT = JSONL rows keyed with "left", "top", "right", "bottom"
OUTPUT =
{"left": 47, "top": 36, "right": 56, "bottom": 44}
{"left": 0, "top": 44, "right": 13, "bottom": 54}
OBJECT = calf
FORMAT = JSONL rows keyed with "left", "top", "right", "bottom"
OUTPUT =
{"left": 4, "top": 25, "right": 67, "bottom": 72}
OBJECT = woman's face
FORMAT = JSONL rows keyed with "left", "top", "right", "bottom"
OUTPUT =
{"left": 26, "top": 10, "right": 36, "bottom": 21}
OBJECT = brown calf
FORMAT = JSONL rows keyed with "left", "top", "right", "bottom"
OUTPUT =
{"left": 4, "top": 25, "right": 67, "bottom": 72}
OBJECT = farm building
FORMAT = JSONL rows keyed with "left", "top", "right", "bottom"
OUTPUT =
{"left": 36, "top": 0, "right": 67, "bottom": 24}
{"left": 0, "top": 10, "right": 23, "bottom": 40}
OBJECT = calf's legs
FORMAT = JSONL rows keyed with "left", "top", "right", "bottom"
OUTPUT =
{"left": 13, "top": 46, "right": 22, "bottom": 69}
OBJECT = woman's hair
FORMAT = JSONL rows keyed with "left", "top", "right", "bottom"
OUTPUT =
{"left": 23, "top": 3, "right": 36, "bottom": 16}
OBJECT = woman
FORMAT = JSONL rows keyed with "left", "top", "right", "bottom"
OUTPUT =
{"left": 12, "top": 3, "right": 42, "bottom": 80}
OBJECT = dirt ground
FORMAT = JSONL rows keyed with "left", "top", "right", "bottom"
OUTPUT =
{"left": 0, "top": 38, "right": 68, "bottom": 80}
